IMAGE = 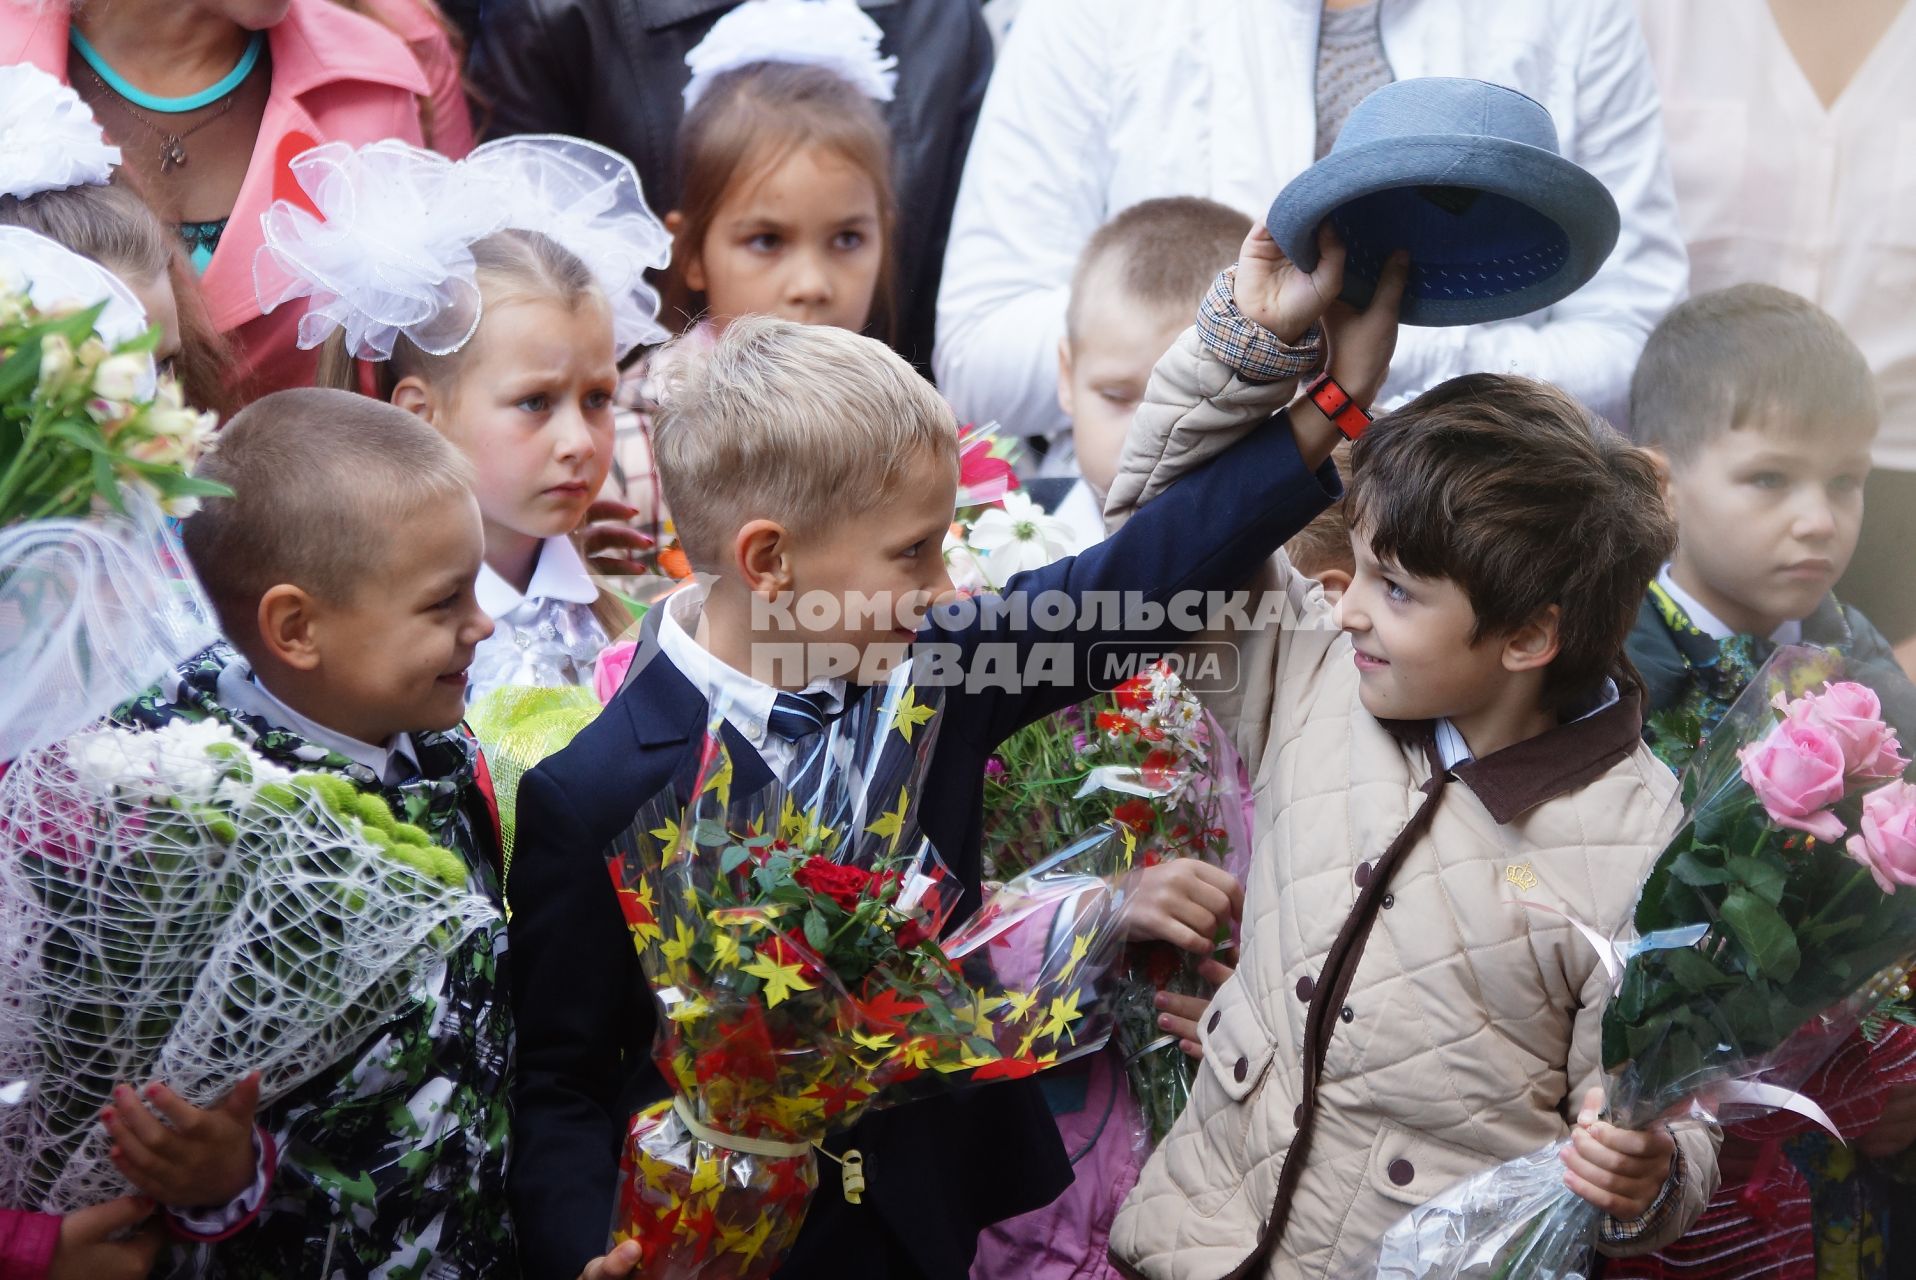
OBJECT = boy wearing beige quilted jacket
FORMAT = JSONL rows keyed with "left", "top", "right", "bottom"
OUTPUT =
{"left": 1102, "top": 226, "right": 1720, "bottom": 1280}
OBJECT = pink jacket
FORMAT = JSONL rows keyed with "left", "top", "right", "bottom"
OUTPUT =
{"left": 0, "top": 1211, "right": 55, "bottom": 1280}
{"left": 0, "top": 0, "right": 467, "bottom": 398}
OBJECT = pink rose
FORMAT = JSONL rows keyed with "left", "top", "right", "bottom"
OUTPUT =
{"left": 1739, "top": 719, "right": 1848, "bottom": 842}
{"left": 1846, "top": 780, "right": 1916, "bottom": 894}
{"left": 593, "top": 639, "right": 638, "bottom": 706}
{"left": 1780, "top": 683, "right": 1910, "bottom": 781}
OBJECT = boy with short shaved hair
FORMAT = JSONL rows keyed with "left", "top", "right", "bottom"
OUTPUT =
{"left": 1104, "top": 229, "right": 1718, "bottom": 1278}
{"left": 1051, "top": 197, "right": 1253, "bottom": 541}
{"left": 115, "top": 388, "right": 517, "bottom": 1279}
{"left": 1627, "top": 283, "right": 1916, "bottom": 765}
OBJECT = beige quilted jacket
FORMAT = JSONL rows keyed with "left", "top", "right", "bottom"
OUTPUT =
{"left": 1101, "top": 329, "right": 1718, "bottom": 1279}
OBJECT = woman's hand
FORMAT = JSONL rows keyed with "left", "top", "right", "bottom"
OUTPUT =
{"left": 581, "top": 499, "right": 655, "bottom": 576}
{"left": 1154, "top": 958, "right": 1237, "bottom": 1060}
{"left": 577, "top": 1240, "right": 642, "bottom": 1279}
{"left": 1121, "top": 860, "right": 1243, "bottom": 954}
{"left": 102, "top": 1073, "right": 260, "bottom": 1209}
{"left": 49, "top": 1196, "right": 163, "bottom": 1280}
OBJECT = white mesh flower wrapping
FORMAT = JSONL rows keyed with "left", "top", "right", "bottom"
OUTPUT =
{"left": 465, "top": 136, "right": 672, "bottom": 356}
{"left": 0, "top": 226, "right": 151, "bottom": 355}
{"left": 0, "top": 491, "right": 216, "bottom": 762}
{"left": 253, "top": 140, "right": 501, "bottom": 360}
{"left": 681, "top": 0, "right": 898, "bottom": 111}
{"left": 0, "top": 722, "right": 498, "bottom": 1213}
{"left": 0, "top": 65, "right": 121, "bottom": 201}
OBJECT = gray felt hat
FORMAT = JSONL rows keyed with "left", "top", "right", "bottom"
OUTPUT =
{"left": 1266, "top": 77, "right": 1621, "bottom": 327}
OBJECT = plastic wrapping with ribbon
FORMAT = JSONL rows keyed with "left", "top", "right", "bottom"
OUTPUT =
{"left": 1365, "top": 646, "right": 1916, "bottom": 1279}
{"left": 605, "top": 663, "right": 1141, "bottom": 1278}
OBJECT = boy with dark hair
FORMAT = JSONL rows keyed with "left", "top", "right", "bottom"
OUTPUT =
{"left": 1627, "top": 282, "right": 1915, "bottom": 766}
{"left": 1105, "top": 229, "right": 1718, "bottom": 1278}
{"left": 1612, "top": 284, "right": 1916, "bottom": 1280}
{"left": 114, "top": 388, "right": 517, "bottom": 1278}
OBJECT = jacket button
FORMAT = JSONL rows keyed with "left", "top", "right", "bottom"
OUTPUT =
{"left": 1296, "top": 976, "right": 1314, "bottom": 1002}
{"left": 1354, "top": 861, "right": 1372, "bottom": 888}
{"left": 1233, "top": 1056, "right": 1249, "bottom": 1083}
{"left": 1341, "top": 1005, "right": 1355, "bottom": 1023}
{"left": 1382, "top": 894, "right": 1395, "bottom": 909}
{"left": 1208, "top": 1010, "right": 1221, "bottom": 1033}
{"left": 1388, "top": 1159, "right": 1415, "bottom": 1186}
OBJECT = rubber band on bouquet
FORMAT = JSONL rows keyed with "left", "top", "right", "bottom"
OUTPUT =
{"left": 1514, "top": 899, "right": 1842, "bottom": 1140}
{"left": 669, "top": 1098, "right": 869, "bottom": 1202}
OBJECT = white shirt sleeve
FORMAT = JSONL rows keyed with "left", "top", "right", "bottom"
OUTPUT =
{"left": 934, "top": 0, "right": 1114, "bottom": 441}
{"left": 1379, "top": 0, "right": 1689, "bottom": 426}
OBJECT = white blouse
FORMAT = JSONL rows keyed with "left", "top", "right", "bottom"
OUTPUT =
{"left": 1638, "top": 0, "right": 1916, "bottom": 469}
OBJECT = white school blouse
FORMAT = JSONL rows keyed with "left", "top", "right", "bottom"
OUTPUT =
{"left": 1638, "top": 0, "right": 1916, "bottom": 470}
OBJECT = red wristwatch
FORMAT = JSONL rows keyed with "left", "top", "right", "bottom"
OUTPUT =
{"left": 1304, "top": 371, "right": 1373, "bottom": 440}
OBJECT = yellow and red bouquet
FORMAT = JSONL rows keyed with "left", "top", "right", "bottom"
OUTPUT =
{"left": 605, "top": 670, "right": 1139, "bottom": 1278}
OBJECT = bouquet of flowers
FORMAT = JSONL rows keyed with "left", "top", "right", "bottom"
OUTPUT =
{"left": 1368, "top": 646, "right": 1916, "bottom": 1278}
{"left": 983, "top": 658, "right": 1247, "bottom": 1144}
{"left": 0, "top": 717, "right": 498, "bottom": 1212}
{"left": 607, "top": 668, "right": 1140, "bottom": 1278}
{"left": 1, "top": 262, "right": 224, "bottom": 762}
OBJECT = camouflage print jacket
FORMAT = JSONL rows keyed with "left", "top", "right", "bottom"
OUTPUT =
{"left": 116, "top": 643, "right": 518, "bottom": 1280}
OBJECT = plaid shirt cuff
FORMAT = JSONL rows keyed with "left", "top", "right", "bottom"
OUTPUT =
{"left": 1599, "top": 1140, "right": 1685, "bottom": 1246}
{"left": 1194, "top": 267, "right": 1325, "bottom": 385}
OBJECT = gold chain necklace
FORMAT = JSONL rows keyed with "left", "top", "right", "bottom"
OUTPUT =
{"left": 81, "top": 64, "right": 239, "bottom": 174}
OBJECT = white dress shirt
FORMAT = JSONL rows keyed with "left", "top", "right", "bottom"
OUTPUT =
{"left": 1638, "top": 0, "right": 1916, "bottom": 469}
{"left": 1655, "top": 564, "right": 1804, "bottom": 646}
{"left": 935, "top": 0, "right": 1688, "bottom": 440}
{"left": 655, "top": 581, "right": 849, "bottom": 784}
{"left": 1051, "top": 479, "right": 1108, "bottom": 554}
{"left": 470, "top": 535, "right": 608, "bottom": 699}
{"left": 216, "top": 657, "right": 422, "bottom": 786}
{"left": 1435, "top": 678, "right": 1622, "bottom": 771}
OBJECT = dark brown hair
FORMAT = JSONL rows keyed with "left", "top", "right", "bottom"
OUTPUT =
{"left": 1067, "top": 196, "right": 1251, "bottom": 342}
{"left": 0, "top": 177, "right": 242, "bottom": 418}
{"left": 1347, "top": 374, "right": 1675, "bottom": 710}
{"left": 183, "top": 388, "right": 473, "bottom": 641}
{"left": 1631, "top": 283, "right": 1879, "bottom": 461}
{"left": 664, "top": 62, "right": 897, "bottom": 345}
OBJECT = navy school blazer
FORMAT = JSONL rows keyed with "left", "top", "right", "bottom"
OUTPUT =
{"left": 506, "top": 411, "right": 1340, "bottom": 1279}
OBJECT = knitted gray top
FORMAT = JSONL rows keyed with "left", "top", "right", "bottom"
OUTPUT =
{"left": 1314, "top": 3, "right": 1395, "bottom": 159}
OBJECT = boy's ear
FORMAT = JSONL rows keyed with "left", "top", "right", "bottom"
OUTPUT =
{"left": 256, "top": 583, "right": 324, "bottom": 673}
{"left": 735, "top": 519, "right": 793, "bottom": 597}
{"left": 1315, "top": 567, "right": 1352, "bottom": 603}
{"left": 1501, "top": 603, "right": 1562, "bottom": 676}
{"left": 1056, "top": 336, "right": 1077, "bottom": 421}
{"left": 668, "top": 210, "right": 707, "bottom": 294}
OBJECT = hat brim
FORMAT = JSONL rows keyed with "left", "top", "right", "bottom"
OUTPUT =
{"left": 1266, "top": 134, "right": 1621, "bottom": 327}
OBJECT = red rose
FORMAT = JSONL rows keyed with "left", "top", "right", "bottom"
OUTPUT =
{"left": 793, "top": 857, "right": 876, "bottom": 912}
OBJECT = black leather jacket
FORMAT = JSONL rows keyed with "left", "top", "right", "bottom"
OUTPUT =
{"left": 467, "top": 0, "right": 993, "bottom": 370}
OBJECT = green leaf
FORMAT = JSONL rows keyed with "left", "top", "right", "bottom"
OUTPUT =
{"left": 1662, "top": 946, "right": 1737, "bottom": 995}
{"left": 1720, "top": 888, "right": 1801, "bottom": 983}
{"left": 1725, "top": 853, "right": 1787, "bottom": 906}
{"left": 719, "top": 845, "right": 752, "bottom": 875}
{"left": 802, "top": 908, "right": 830, "bottom": 954}
{"left": 1670, "top": 847, "right": 1735, "bottom": 887}
{"left": 0, "top": 337, "right": 41, "bottom": 403}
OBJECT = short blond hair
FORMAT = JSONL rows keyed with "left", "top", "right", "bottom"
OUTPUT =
{"left": 1066, "top": 197, "right": 1252, "bottom": 344}
{"left": 184, "top": 389, "right": 474, "bottom": 637}
{"left": 653, "top": 316, "right": 959, "bottom": 566}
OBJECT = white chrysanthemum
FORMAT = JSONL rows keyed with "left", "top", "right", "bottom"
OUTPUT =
{"left": 965, "top": 491, "right": 1074, "bottom": 588}
{"left": 64, "top": 727, "right": 139, "bottom": 800}
{"left": 942, "top": 528, "right": 989, "bottom": 594}
{"left": 0, "top": 66, "right": 121, "bottom": 201}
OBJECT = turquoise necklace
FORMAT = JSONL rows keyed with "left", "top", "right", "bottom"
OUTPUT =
{"left": 69, "top": 28, "right": 263, "bottom": 173}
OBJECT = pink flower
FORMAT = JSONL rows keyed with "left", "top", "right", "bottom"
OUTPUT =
{"left": 594, "top": 640, "right": 638, "bottom": 705}
{"left": 1845, "top": 780, "right": 1916, "bottom": 894}
{"left": 1780, "top": 683, "right": 1909, "bottom": 781}
{"left": 1739, "top": 719, "right": 1848, "bottom": 843}
{"left": 984, "top": 756, "right": 1006, "bottom": 778}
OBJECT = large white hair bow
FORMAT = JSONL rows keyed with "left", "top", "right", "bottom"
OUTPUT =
{"left": 0, "top": 65, "right": 122, "bottom": 201}
{"left": 682, "top": 0, "right": 897, "bottom": 112}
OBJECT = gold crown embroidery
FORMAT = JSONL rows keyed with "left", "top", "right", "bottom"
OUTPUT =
{"left": 1504, "top": 863, "right": 1539, "bottom": 893}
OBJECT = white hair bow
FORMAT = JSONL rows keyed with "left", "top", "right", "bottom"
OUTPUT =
{"left": 0, "top": 65, "right": 122, "bottom": 201}
{"left": 682, "top": 0, "right": 898, "bottom": 112}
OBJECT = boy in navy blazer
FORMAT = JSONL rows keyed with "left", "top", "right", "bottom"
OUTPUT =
{"left": 508, "top": 234, "right": 1404, "bottom": 1280}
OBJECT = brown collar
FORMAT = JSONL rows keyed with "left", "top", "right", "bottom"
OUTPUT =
{"left": 1384, "top": 676, "right": 1649, "bottom": 825}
